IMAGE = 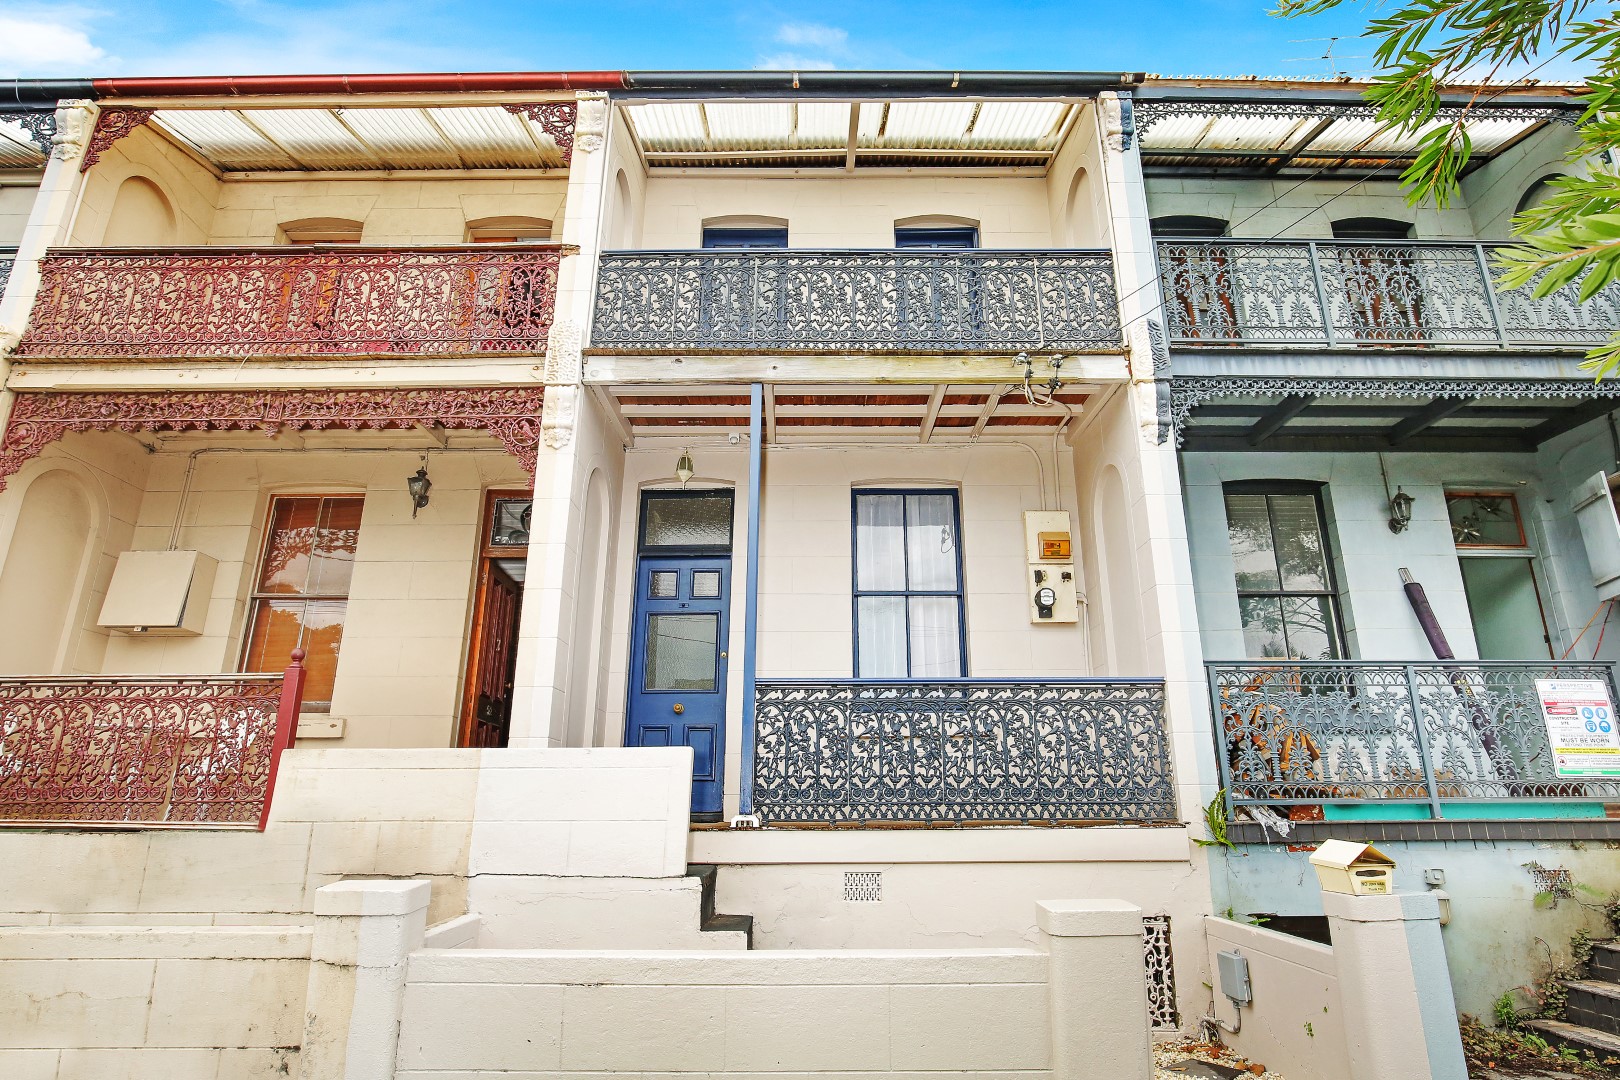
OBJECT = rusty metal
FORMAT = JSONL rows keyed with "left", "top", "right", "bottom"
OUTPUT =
{"left": 0, "top": 652, "right": 306, "bottom": 829}
{"left": 18, "top": 245, "right": 563, "bottom": 359}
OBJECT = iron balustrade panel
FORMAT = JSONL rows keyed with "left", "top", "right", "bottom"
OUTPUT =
{"left": 593, "top": 250, "right": 1123, "bottom": 352}
{"left": 1210, "top": 661, "right": 1620, "bottom": 810}
{"left": 753, "top": 678, "right": 1175, "bottom": 824}
{"left": 18, "top": 246, "right": 562, "bottom": 360}
{"left": 0, "top": 251, "right": 14, "bottom": 300}
{"left": 1157, "top": 240, "right": 1620, "bottom": 348}
{"left": 0, "top": 674, "right": 288, "bottom": 826}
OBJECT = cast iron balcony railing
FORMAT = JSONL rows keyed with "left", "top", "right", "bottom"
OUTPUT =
{"left": 592, "top": 250, "right": 1123, "bottom": 352}
{"left": 752, "top": 678, "right": 1175, "bottom": 825}
{"left": 0, "top": 247, "right": 15, "bottom": 300}
{"left": 1157, "top": 239, "right": 1620, "bottom": 348}
{"left": 0, "top": 652, "right": 306, "bottom": 829}
{"left": 1210, "top": 660, "right": 1620, "bottom": 819}
{"left": 17, "top": 244, "right": 564, "bottom": 360}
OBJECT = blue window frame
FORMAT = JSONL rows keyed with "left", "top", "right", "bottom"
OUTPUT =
{"left": 702, "top": 226, "right": 788, "bottom": 249}
{"left": 893, "top": 226, "right": 979, "bottom": 249}
{"left": 852, "top": 490, "right": 967, "bottom": 678}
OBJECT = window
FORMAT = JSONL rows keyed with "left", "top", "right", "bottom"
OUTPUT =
{"left": 466, "top": 216, "right": 552, "bottom": 243}
{"left": 242, "top": 495, "right": 363, "bottom": 711}
{"left": 853, "top": 491, "right": 966, "bottom": 678}
{"left": 894, "top": 225, "right": 979, "bottom": 249}
{"left": 639, "top": 490, "right": 734, "bottom": 553}
{"left": 1223, "top": 484, "right": 1344, "bottom": 660}
{"left": 1331, "top": 217, "right": 1413, "bottom": 240}
{"left": 1150, "top": 215, "right": 1228, "bottom": 238}
{"left": 702, "top": 226, "right": 788, "bottom": 249}
{"left": 278, "top": 218, "right": 364, "bottom": 244}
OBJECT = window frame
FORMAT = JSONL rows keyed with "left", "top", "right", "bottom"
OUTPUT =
{"left": 240, "top": 492, "right": 365, "bottom": 711}
{"left": 701, "top": 226, "right": 789, "bottom": 249}
{"left": 1221, "top": 480, "right": 1347, "bottom": 661}
{"left": 850, "top": 488, "right": 969, "bottom": 679}
{"left": 893, "top": 225, "right": 980, "bottom": 249}
{"left": 637, "top": 489, "right": 736, "bottom": 556}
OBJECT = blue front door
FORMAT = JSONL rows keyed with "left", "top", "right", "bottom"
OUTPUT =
{"left": 627, "top": 556, "right": 731, "bottom": 817}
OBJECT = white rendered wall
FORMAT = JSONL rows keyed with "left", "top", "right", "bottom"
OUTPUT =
{"left": 0, "top": 182, "right": 39, "bottom": 246}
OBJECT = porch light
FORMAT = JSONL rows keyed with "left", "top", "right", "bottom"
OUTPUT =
{"left": 674, "top": 449, "right": 695, "bottom": 487}
{"left": 407, "top": 462, "right": 433, "bottom": 518}
{"left": 1387, "top": 487, "right": 1415, "bottom": 534}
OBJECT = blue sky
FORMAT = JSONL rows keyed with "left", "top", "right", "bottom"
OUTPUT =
{"left": 0, "top": 1, "right": 1592, "bottom": 82}
{"left": 1, "top": 0, "right": 1406, "bottom": 79}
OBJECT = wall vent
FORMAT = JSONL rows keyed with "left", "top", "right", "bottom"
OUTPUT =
{"left": 843, "top": 871, "right": 883, "bottom": 902}
{"left": 1143, "top": 914, "right": 1179, "bottom": 1030}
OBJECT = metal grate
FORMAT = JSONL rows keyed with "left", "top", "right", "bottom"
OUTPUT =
{"left": 843, "top": 871, "right": 883, "bottom": 903}
{"left": 1143, "top": 915, "right": 1179, "bottom": 1030}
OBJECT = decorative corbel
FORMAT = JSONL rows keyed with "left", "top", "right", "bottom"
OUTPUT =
{"left": 504, "top": 101, "right": 578, "bottom": 165}
{"left": 81, "top": 107, "right": 155, "bottom": 171}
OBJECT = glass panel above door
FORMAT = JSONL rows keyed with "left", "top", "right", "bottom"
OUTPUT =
{"left": 489, "top": 498, "right": 533, "bottom": 548}
{"left": 640, "top": 492, "right": 734, "bottom": 552}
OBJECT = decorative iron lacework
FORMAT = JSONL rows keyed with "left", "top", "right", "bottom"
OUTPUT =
{"left": 1209, "top": 661, "right": 1620, "bottom": 817}
{"left": 0, "top": 387, "right": 545, "bottom": 491}
{"left": 19, "top": 246, "right": 562, "bottom": 360}
{"left": 1133, "top": 98, "right": 1578, "bottom": 136}
{"left": 0, "top": 252, "right": 13, "bottom": 300}
{"left": 593, "top": 250, "right": 1123, "bottom": 353}
{"left": 503, "top": 101, "right": 578, "bottom": 164}
{"left": 1157, "top": 240, "right": 1620, "bottom": 349}
{"left": 1169, "top": 376, "right": 1620, "bottom": 446}
{"left": 81, "top": 107, "right": 155, "bottom": 170}
{"left": 1143, "top": 915, "right": 1179, "bottom": 1030}
{"left": 0, "top": 674, "right": 289, "bottom": 826}
{"left": 751, "top": 679, "right": 1175, "bottom": 824}
{"left": 0, "top": 111, "right": 55, "bottom": 154}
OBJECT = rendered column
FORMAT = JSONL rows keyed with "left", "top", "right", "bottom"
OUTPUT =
{"left": 1323, "top": 890, "right": 1468, "bottom": 1080}
{"left": 299, "top": 879, "right": 430, "bottom": 1080}
{"left": 1037, "top": 899, "right": 1153, "bottom": 1080}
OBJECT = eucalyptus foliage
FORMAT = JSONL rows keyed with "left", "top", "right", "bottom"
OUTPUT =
{"left": 1275, "top": 0, "right": 1620, "bottom": 375}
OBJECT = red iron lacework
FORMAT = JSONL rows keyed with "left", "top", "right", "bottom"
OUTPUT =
{"left": 81, "top": 108, "right": 155, "bottom": 171}
{"left": 0, "top": 387, "right": 544, "bottom": 492}
{"left": 503, "top": 101, "right": 577, "bottom": 164}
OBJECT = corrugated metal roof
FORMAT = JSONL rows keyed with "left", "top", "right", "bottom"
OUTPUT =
{"left": 151, "top": 105, "right": 567, "bottom": 172}
{"left": 0, "top": 119, "right": 47, "bottom": 169}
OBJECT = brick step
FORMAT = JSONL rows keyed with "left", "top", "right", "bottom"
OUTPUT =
{"left": 1521, "top": 1017, "right": 1620, "bottom": 1064}
{"left": 1590, "top": 941, "right": 1620, "bottom": 984}
{"left": 1564, "top": 980, "right": 1620, "bottom": 1038}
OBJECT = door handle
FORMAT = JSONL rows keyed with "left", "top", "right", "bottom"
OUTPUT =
{"left": 673, "top": 703, "right": 685, "bottom": 715}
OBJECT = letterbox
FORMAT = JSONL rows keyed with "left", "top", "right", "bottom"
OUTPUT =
{"left": 1309, "top": 839, "right": 1396, "bottom": 896}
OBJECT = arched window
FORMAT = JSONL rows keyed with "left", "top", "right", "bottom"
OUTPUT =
{"left": 465, "top": 216, "right": 552, "bottom": 243}
{"left": 1151, "top": 215, "right": 1229, "bottom": 238}
{"left": 893, "top": 215, "right": 980, "bottom": 249}
{"left": 103, "top": 177, "right": 176, "bottom": 246}
{"left": 1331, "top": 217, "right": 1412, "bottom": 240}
{"left": 701, "top": 216, "right": 788, "bottom": 248}
{"left": 278, "top": 217, "right": 364, "bottom": 244}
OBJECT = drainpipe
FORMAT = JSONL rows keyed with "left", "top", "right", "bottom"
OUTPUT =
{"left": 737, "top": 384, "right": 763, "bottom": 825}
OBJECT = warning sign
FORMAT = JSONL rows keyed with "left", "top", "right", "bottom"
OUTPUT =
{"left": 1535, "top": 679, "right": 1620, "bottom": 779}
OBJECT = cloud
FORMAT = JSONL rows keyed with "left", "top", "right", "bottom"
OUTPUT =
{"left": 754, "top": 20, "right": 851, "bottom": 70}
{"left": 0, "top": 11, "right": 107, "bottom": 76}
{"left": 775, "top": 23, "right": 849, "bottom": 51}
{"left": 755, "top": 53, "right": 838, "bottom": 71}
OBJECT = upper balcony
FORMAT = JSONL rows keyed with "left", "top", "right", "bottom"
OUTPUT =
{"left": 592, "top": 248, "right": 1123, "bottom": 354}
{"left": 1157, "top": 238, "right": 1620, "bottom": 351}
{"left": 16, "top": 244, "right": 565, "bottom": 361}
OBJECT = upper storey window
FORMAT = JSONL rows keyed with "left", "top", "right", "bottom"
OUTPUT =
{"left": 467, "top": 216, "right": 552, "bottom": 243}
{"left": 1152, "top": 215, "right": 1228, "bottom": 238}
{"left": 279, "top": 218, "right": 363, "bottom": 244}
{"left": 894, "top": 226, "right": 979, "bottom": 249}
{"left": 1331, "top": 217, "right": 1413, "bottom": 240}
{"left": 702, "top": 226, "right": 788, "bottom": 249}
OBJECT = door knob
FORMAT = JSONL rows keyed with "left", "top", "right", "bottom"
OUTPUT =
{"left": 673, "top": 703, "right": 685, "bottom": 715}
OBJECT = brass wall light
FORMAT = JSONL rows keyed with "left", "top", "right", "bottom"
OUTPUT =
{"left": 407, "top": 459, "right": 433, "bottom": 518}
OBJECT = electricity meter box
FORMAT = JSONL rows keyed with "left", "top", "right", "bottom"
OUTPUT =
{"left": 1309, "top": 839, "right": 1396, "bottom": 896}
{"left": 1021, "top": 511, "right": 1081, "bottom": 623}
{"left": 97, "top": 550, "right": 218, "bottom": 637}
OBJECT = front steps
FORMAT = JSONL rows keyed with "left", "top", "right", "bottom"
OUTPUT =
{"left": 1523, "top": 940, "right": 1620, "bottom": 1064}
{"left": 691, "top": 863, "right": 754, "bottom": 947}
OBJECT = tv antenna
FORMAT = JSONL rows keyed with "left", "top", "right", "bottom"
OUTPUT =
{"left": 1285, "top": 37, "right": 1367, "bottom": 77}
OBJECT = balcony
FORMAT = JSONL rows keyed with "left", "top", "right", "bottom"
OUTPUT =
{"left": 751, "top": 678, "right": 1174, "bottom": 825}
{"left": 0, "top": 247, "right": 14, "bottom": 300}
{"left": 592, "top": 250, "right": 1123, "bottom": 353}
{"left": 1210, "top": 660, "right": 1620, "bottom": 821}
{"left": 1158, "top": 239, "right": 1620, "bottom": 349}
{"left": 17, "top": 244, "right": 565, "bottom": 361}
{"left": 0, "top": 654, "right": 305, "bottom": 828}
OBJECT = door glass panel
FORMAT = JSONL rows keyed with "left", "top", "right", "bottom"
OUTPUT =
{"left": 1461, "top": 558, "right": 1552, "bottom": 659}
{"left": 642, "top": 495, "right": 733, "bottom": 549}
{"left": 855, "top": 494, "right": 905, "bottom": 590}
{"left": 856, "top": 596, "right": 907, "bottom": 677}
{"left": 644, "top": 613, "right": 719, "bottom": 691}
{"left": 489, "top": 498, "right": 533, "bottom": 548}
{"left": 908, "top": 596, "right": 962, "bottom": 677}
{"left": 905, "top": 494, "right": 959, "bottom": 590}
{"left": 691, "top": 570, "right": 721, "bottom": 598}
{"left": 649, "top": 570, "right": 678, "bottom": 598}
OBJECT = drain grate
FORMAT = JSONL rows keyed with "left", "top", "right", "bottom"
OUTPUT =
{"left": 843, "top": 871, "right": 883, "bottom": 902}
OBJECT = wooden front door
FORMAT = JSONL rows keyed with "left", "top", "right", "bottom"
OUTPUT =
{"left": 458, "top": 491, "right": 532, "bottom": 748}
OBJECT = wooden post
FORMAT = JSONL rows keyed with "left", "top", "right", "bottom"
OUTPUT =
{"left": 257, "top": 648, "right": 307, "bottom": 831}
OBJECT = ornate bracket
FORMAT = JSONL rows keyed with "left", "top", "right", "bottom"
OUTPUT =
{"left": 82, "top": 108, "right": 156, "bottom": 171}
{"left": 0, "top": 386, "right": 544, "bottom": 490}
{"left": 504, "top": 101, "right": 578, "bottom": 165}
{"left": 0, "top": 111, "right": 56, "bottom": 155}
{"left": 1132, "top": 98, "right": 1579, "bottom": 138}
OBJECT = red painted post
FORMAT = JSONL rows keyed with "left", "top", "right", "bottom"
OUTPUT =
{"left": 257, "top": 648, "right": 307, "bottom": 831}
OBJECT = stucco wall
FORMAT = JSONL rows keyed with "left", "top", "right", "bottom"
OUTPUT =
{"left": 0, "top": 181, "right": 39, "bottom": 246}
{"left": 1143, "top": 175, "right": 1477, "bottom": 239}
{"left": 1204, "top": 916, "right": 1348, "bottom": 1080}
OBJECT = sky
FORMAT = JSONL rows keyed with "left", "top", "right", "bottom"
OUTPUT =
{"left": 0, "top": 0, "right": 1407, "bottom": 80}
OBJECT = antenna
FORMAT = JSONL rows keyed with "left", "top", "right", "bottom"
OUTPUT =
{"left": 1283, "top": 37, "right": 1368, "bottom": 77}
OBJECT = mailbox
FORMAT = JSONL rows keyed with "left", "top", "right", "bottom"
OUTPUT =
{"left": 1309, "top": 839, "right": 1396, "bottom": 896}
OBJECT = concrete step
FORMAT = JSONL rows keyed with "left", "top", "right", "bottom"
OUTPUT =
{"left": 1522, "top": 1017, "right": 1620, "bottom": 1063}
{"left": 1589, "top": 941, "right": 1620, "bottom": 984}
{"left": 702, "top": 912, "right": 755, "bottom": 948}
{"left": 1563, "top": 980, "right": 1620, "bottom": 1038}
{"left": 688, "top": 863, "right": 752, "bottom": 950}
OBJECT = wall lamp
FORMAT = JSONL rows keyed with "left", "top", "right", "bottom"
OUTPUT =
{"left": 1387, "top": 488, "right": 1415, "bottom": 534}
{"left": 674, "top": 449, "right": 695, "bottom": 487}
{"left": 407, "top": 459, "right": 433, "bottom": 518}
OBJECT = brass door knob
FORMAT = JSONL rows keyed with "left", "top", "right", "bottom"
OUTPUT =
{"left": 673, "top": 703, "right": 685, "bottom": 714}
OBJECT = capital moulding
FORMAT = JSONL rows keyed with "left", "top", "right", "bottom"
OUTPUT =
{"left": 503, "top": 101, "right": 578, "bottom": 165}
{"left": 0, "top": 386, "right": 545, "bottom": 491}
{"left": 81, "top": 108, "right": 156, "bottom": 171}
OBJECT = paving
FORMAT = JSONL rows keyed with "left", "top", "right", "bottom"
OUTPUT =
{"left": 1153, "top": 1038, "right": 1284, "bottom": 1080}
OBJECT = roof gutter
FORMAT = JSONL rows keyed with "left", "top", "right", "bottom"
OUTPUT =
{"left": 621, "top": 70, "right": 1147, "bottom": 98}
{"left": 1130, "top": 83, "right": 1585, "bottom": 111}
{"left": 0, "top": 80, "right": 96, "bottom": 108}
{"left": 90, "top": 72, "right": 629, "bottom": 97}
